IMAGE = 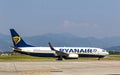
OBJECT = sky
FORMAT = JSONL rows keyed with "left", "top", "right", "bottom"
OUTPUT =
{"left": 0, "top": 0, "right": 120, "bottom": 38}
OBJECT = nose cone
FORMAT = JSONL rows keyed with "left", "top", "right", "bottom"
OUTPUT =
{"left": 106, "top": 52, "right": 109, "bottom": 56}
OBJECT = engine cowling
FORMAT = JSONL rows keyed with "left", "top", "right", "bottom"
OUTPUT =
{"left": 67, "top": 54, "right": 79, "bottom": 58}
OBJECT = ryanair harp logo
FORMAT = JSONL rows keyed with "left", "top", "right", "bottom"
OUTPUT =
{"left": 13, "top": 36, "right": 21, "bottom": 44}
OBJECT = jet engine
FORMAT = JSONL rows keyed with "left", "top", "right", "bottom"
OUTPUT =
{"left": 67, "top": 54, "right": 79, "bottom": 58}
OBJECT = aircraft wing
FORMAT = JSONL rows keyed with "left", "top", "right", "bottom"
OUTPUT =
{"left": 48, "top": 42, "right": 68, "bottom": 57}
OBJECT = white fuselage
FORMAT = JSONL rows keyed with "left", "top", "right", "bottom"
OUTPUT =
{"left": 16, "top": 47, "right": 109, "bottom": 57}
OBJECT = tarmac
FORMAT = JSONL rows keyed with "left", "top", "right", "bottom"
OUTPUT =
{"left": 0, "top": 61, "right": 120, "bottom": 75}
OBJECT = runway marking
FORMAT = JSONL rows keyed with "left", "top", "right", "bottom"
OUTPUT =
{"left": 20, "top": 70, "right": 51, "bottom": 74}
{"left": 20, "top": 69, "right": 63, "bottom": 74}
{"left": 50, "top": 70, "right": 63, "bottom": 72}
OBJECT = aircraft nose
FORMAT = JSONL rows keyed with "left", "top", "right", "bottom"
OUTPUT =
{"left": 106, "top": 52, "right": 109, "bottom": 55}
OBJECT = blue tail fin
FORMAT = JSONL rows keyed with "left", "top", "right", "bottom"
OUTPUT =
{"left": 10, "top": 29, "right": 34, "bottom": 47}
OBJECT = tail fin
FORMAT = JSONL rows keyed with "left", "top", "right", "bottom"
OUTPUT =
{"left": 10, "top": 29, "right": 34, "bottom": 47}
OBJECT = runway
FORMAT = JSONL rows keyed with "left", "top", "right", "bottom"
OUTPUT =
{"left": 0, "top": 61, "right": 120, "bottom": 75}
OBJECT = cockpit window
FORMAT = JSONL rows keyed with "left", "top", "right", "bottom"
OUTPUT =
{"left": 102, "top": 49, "right": 106, "bottom": 52}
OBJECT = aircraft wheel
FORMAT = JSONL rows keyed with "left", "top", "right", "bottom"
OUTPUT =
{"left": 98, "top": 57, "right": 101, "bottom": 60}
{"left": 57, "top": 56, "right": 63, "bottom": 61}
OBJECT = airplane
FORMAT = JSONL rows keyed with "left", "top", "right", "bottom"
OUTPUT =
{"left": 10, "top": 29, "right": 109, "bottom": 60}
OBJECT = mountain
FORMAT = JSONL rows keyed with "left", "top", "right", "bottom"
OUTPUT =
{"left": 0, "top": 33, "right": 12, "bottom": 52}
{"left": 26, "top": 33, "right": 120, "bottom": 48}
{"left": 106, "top": 46, "right": 120, "bottom": 52}
{"left": 0, "top": 33, "right": 120, "bottom": 52}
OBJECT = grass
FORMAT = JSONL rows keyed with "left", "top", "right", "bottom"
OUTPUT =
{"left": 0, "top": 54, "right": 120, "bottom": 61}
{"left": 102, "top": 54, "right": 120, "bottom": 60}
{"left": 0, "top": 54, "right": 56, "bottom": 61}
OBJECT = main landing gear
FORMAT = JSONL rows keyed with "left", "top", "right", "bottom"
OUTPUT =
{"left": 57, "top": 56, "right": 63, "bottom": 61}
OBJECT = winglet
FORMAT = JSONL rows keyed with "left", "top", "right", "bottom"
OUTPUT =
{"left": 48, "top": 42, "right": 55, "bottom": 50}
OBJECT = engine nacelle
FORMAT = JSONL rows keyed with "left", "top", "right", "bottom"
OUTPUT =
{"left": 67, "top": 54, "right": 79, "bottom": 58}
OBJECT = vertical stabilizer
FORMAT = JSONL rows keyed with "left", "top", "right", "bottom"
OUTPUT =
{"left": 10, "top": 29, "right": 34, "bottom": 47}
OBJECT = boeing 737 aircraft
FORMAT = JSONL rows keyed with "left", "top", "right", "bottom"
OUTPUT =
{"left": 10, "top": 29, "right": 109, "bottom": 60}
